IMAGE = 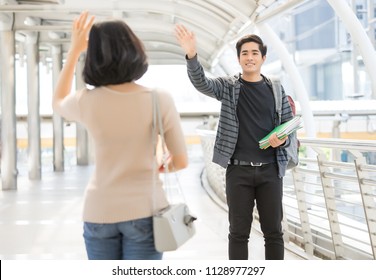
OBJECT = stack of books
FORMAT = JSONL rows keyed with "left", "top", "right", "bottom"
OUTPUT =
{"left": 259, "top": 116, "right": 303, "bottom": 149}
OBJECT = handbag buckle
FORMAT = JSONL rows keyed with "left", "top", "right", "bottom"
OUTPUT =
{"left": 184, "top": 214, "right": 197, "bottom": 226}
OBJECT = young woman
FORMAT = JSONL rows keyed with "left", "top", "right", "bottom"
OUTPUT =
{"left": 53, "top": 12, "right": 188, "bottom": 260}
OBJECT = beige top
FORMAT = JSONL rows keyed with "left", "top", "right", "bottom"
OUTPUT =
{"left": 55, "top": 87, "right": 187, "bottom": 223}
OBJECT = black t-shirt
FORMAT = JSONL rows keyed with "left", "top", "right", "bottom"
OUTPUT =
{"left": 232, "top": 78, "right": 276, "bottom": 163}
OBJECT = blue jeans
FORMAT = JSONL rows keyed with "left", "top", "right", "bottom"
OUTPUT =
{"left": 83, "top": 216, "right": 162, "bottom": 260}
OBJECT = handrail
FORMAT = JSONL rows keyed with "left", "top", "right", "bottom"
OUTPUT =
{"left": 197, "top": 123, "right": 376, "bottom": 260}
{"left": 301, "top": 137, "right": 376, "bottom": 151}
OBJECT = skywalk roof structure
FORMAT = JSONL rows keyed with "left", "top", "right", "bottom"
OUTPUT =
{"left": 1, "top": 0, "right": 306, "bottom": 73}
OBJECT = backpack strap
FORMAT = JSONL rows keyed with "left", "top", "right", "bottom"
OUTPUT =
{"left": 271, "top": 78, "right": 282, "bottom": 125}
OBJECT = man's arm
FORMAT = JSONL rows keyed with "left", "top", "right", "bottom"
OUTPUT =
{"left": 174, "top": 24, "right": 226, "bottom": 100}
{"left": 174, "top": 24, "right": 197, "bottom": 59}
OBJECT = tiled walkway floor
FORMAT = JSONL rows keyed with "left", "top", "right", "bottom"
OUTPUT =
{"left": 0, "top": 146, "right": 304, "bottom": 260}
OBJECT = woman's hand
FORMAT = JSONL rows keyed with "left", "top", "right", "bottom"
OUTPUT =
{"left": 69, "top": 11, "right": 95, "bottom": 56}
{"left": 174, "top": 24, "right": 197, "bottom": 59}
{"left": 52, "top": 11, "right": 95, "bottom": 111}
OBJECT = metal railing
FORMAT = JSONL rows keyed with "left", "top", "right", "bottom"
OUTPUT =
{"left": 197, "top": 124, "right": 376, "bottom": 260}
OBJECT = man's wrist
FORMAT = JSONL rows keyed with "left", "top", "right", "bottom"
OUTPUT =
{"left": 186, "top": 53, "right": 197, "bottom": 60}
{"left": 280, "top": 137, "right": 290, "bottom": 148}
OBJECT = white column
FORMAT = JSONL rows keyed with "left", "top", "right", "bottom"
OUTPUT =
{"left": 52, "top": 45, "right": 64, "bottom": 172}
{"left": 25, "top": 31, "right": 41, "bottom": 180}
{"left": 75, "top": 56, "right": 89, "bottom": 165}
{"left": 257, "top": 22, "right": 316, "bottom": 138}
{"left": 368, "top": 0, "right": 376, "bottom": 47}
{"left": 0, "top": 12, "right": 17, "bottom": 190}
{"left": 327, "top": 0, "right": 376, "bottom": 98}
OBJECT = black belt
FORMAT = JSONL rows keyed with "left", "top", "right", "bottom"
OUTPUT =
{"left": 229, "top": 159, "right": 265, "bottom": 166}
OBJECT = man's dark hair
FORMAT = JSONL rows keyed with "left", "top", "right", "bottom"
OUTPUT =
{"left": 235, "top": 34, "right": 267, "bottom": 58}
{"left": 83, "top": 20, "right": 148, "bottom": 87}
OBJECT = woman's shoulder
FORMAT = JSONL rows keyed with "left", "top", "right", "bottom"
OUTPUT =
{"left": 152, "top": 87, "right": 173, "bottom": 100}
{"left": 151, "top": 88, "right": 177, "bottom": 112}
{"left": 73, "top": 87, "right": 90, "bottom": 99}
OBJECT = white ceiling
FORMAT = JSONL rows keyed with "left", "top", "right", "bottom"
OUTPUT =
{"left": 0, "top": 0, "right": 306, "bottom": 72}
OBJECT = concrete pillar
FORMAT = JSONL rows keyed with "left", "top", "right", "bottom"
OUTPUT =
{"left": 327, "top": 0, "right": 376, "bottom": 98}
{"left": 51, "top": 45, "right": 64, "bottom": 171}
{"left": 351, "top": 0, "right": 360, "bottom": 95}
{"left": 0, "top": 12, "right": 17, "bottom": 190}
{"left": 368, "top": 0, "right": 376, "bottom": 47}
{"left": 25, "top": 31, "right": 41, "bottom": 180}
{"left": 257, "top": 22, "right": 316, "bottom": 138}
{"left": 75, "top": 56, "right": 89, "bottom": 165}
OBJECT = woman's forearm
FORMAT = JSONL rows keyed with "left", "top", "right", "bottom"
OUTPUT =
{"left": 52, "top": 50, "right": 81, "bottom": 110}
{"left": 52, "top": 11, "right": 94, "bottom": 110}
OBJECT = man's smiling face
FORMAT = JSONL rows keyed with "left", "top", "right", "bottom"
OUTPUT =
{"left": 238, "top": 41, "right": 265, "bottom": 76}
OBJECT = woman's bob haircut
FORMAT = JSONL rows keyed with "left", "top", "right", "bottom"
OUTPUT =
{"left": 83, "top": 20, "right": 148, "bottom": 87}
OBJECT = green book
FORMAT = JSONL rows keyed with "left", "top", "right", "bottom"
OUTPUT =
{"left": 259, "top": 116, "right": 302, "bottom": 149}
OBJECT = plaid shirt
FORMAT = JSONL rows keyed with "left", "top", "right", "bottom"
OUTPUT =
{"left": 186, "top": 55, "right": 298, "bottom": 177}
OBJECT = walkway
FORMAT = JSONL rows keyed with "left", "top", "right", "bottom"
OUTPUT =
{"left": 0, "top": 145, "right": 304, "bottom": 260}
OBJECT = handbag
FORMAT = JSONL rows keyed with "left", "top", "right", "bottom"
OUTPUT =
{"left": 153, "top": 203, "right": 196, "bottom": 252}
{"left": 151, "top": 91, "right": 196, "bottom": 252}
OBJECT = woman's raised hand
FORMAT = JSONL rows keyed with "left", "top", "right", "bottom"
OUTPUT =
{"left": 69, "top": 11, "right": 95, "bottom": 55}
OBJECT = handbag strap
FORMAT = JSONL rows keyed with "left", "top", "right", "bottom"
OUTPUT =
{"left": 151, "top": 90, "right": 186, "bottom": 213}
{"left": 152, "top": 91, "right": 158, "bottom": 213}
{"left": 154, "top": 91, "right": 169, "bottom": 172}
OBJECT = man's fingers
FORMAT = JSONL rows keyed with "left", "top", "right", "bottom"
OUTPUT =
{"left": 175, "top": 24, "right": 192, "bottom": 38}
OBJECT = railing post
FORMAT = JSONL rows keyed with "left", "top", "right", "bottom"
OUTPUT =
{"left": 316, "top": 151, "right": 344, "bottom": 259}
{"left": 353, "top": 152, "right": 376, "bottom": 259}
{"left": 291, "top": 168, "right": 314, "bottom": 255}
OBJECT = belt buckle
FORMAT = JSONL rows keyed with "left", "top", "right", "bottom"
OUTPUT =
{"left": 250, "top": 162, "right": 263, "bottom": 167}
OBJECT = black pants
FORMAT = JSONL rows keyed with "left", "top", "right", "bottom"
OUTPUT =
{"left": 225, "top": 163, "right": 284, "bottom": 260}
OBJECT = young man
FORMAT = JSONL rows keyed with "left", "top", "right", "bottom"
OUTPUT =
{"left": 175, "top": 25, "right": 298, "bottom": 260}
